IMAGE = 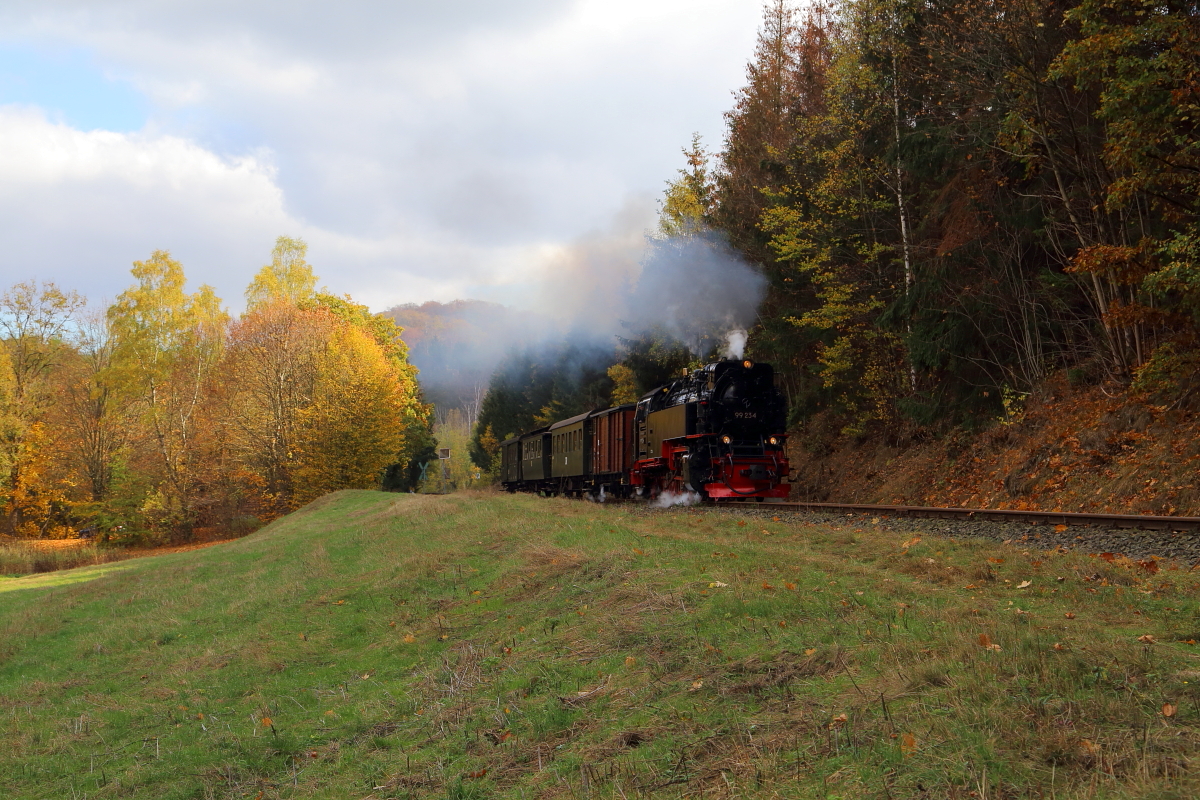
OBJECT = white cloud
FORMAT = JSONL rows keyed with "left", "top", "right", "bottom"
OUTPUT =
{"left": 0, "top": 106, "right": 303, "bottom": 301}
{"left": 0, "top": 0, "right": 763, "bottom": 311}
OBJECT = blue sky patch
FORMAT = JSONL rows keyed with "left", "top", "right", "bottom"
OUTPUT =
{"left": 0, "top": 44, "right": 148, "bottom": 132}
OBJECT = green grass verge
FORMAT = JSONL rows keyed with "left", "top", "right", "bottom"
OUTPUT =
{"left": 2, "top": 490, "right": 1199, "bottom": 799}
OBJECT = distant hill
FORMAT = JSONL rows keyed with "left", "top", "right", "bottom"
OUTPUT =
{"left": 384, "top": 299, "right": 543, "bottom": 412}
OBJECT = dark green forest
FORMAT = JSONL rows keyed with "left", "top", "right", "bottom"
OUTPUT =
{"left": 473, "top": 0, "right": 1200, "bottom": 469}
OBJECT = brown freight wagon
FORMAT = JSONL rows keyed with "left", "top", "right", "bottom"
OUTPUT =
{"left": 589, "top": 403, "right": 635, "bottom": 497}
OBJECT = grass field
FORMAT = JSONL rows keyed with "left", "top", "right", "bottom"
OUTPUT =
{"left": 2, "top": 490, "right": 1198, "bottom": 799}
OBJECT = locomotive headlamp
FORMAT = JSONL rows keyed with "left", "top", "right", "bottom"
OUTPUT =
{"left": 769, "top": 436, "right": 779, "bottom": 445}
{"left": 721, "top": 435, "right": 731, "bottom": 444}
{"left": 742, "top": 359, "right": 753, "bottom": 369}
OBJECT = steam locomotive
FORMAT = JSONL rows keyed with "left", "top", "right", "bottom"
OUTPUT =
{"left": 498, "top": 359, "right": 790, "bottom": 501}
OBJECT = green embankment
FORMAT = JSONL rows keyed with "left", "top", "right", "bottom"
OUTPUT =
{"left": 2, "top": 491, "right": 1198, "bottom": 799}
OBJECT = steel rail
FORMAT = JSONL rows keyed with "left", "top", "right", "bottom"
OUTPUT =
{"left": 764, "top": 501, "right": 1200, "bottom": 532}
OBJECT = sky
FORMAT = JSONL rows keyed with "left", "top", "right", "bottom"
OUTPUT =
{"left": 0, "top": 0, "right": 765, "bottom": 314}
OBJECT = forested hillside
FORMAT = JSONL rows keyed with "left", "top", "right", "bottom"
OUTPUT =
{"left": 0, "top": 237, "right": 431, "bottom": 542}
{"left": 712, "top": 0, "right": 1200, "bottom": 430}
{"left": 472, "top": 0, "right": 1200, "bottom": 511}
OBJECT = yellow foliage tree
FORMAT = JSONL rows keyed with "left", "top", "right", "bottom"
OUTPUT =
{"left": 108, "top": 251, "right": 228, "bottom": 536}
{"left": 291, "top": 322, "right": 412, "bottom": 505}
{"left": 245, "top": 236, "right": 318, "bottom": 310}
{"left": 606, "top": 364, "right": 640, "bottom": 404}
{"left": 0, "top": 281, "right": 85, "bottom": 536}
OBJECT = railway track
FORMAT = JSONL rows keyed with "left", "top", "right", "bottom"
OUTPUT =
{"left": 767, "top": 501, "right": 1200, "bottom": 533}
{"left": 660, "top": 500, "right": 1200, "bottom": 565}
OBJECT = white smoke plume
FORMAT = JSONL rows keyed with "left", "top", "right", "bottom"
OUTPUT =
{"left": 537, "top": 197, "right": 767, "bottom": 356}
{"left": 400, "top": 200, "right": 769, "bottom": 413}
{"left": 722, "top": 328, "right": 748, "bottom": 359}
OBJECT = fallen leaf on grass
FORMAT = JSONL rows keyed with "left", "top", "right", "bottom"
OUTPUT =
{"left": 978, "top": 634, "right": 1001, "bottom": 651}
{"left": 708, "top": 581, "right": 728, "bottom": 588}
{"left": 1064, "top": 613, "right": 1076, "bottom": 620}
{"left": 900, "top": 536, "right": 921, "bottom": 549}
{"left": 403, "top": 633, "right": 416, "bottom": 643}
{"left": 829, "top": 713, "right": 848, "bottom": 729}
{"left": 988, "top": 557, "right": 1004, "bottom": 564}
{"left": 624, "top": 656, "right": 636, "bottom": 666}
{"left": 1053, "top": 642, "right": 1065, "bottom": 651}
{"left": 784, "top": 582, "right": 797, "bottom": 591}
{"left": 762, "top": 581, "right": 774, "bottom": 590}
{"left": 1163, "top": 703, "right": 1177, "bottom": 718}
{"left": 804, "top": 648, "right": 817, "bottom": 655}
{"left": 689, "top": 680, "right": 704, "bottom": 691}
{"left": 900, "top": 732, "right": 917, "bottom": 756}
{"left": 1138, "top": 634, "right": 1157, "bottom": 644}
{"left": 1099, "top": 552, "right": 1116, "bottom": 563}
{"left": 963, "top": 584, "right": 978, "bottom": 590}
{"left": 1138, "top": 560, "right": 1159, "bottom": 574}
{"left": 1017, "top": 580, "right": 1032, "bottom": 589}
{"left": 737, "top": 520, "right": 747, "bottom": 527}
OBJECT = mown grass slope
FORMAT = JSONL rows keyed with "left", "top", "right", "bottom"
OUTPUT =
{"left": 2, "top": 490, "right": 1199, "bottom": 799}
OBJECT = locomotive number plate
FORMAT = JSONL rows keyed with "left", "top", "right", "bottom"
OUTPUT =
{"left": 733, "top": 412, "right": 757, "bottom": 419}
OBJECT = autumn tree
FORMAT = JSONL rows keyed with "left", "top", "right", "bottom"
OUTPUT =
{"left": 226, "top": 243, "right": 429, "bottom": 512}
{"left": 245, "top": 236, "right": 318, "bottom": 309}
{"left": 222, "top": 301, "right": 332, "bottom": 515}
{"left": 56, "top": 309, "right": 134, "bottom": 515}
{"left": 0, "top": 281, "right": 85, "bottom": 536}
{"left": 290, "top": 321, "right": 413, "bottom": 504}
{"left": 713, "top": 1, "right": 836, "bottom": 411}
{"left": 108, "top": 251, "right": 228, "bottom": 537}
{"left": 1056, "top": 0, "right": 1200, "bottom": 392}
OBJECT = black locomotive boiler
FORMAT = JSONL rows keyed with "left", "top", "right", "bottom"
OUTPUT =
{"left": 498, "top": 358, "right": 790, "bottom": 501}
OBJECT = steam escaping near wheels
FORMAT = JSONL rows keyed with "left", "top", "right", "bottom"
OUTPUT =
{"left": 652, "top": 490, "right": 701, "bottom": 508}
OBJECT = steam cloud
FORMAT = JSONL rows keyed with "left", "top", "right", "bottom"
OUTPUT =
{"left": 538, "top": 197, "right": 768, "bottom": 351}
{"left": 652, "top": 490, "right": 702, "bottom": 508}
{"left": 398, "top": 200, "right": 769, "bottom": 413}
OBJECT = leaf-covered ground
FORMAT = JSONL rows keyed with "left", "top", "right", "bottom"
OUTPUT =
{"left": 2, "top": 490, "right": 1198, "bottom": 799}
{"left": 791, "top": 376, "right": 1200, "bottom": 517}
